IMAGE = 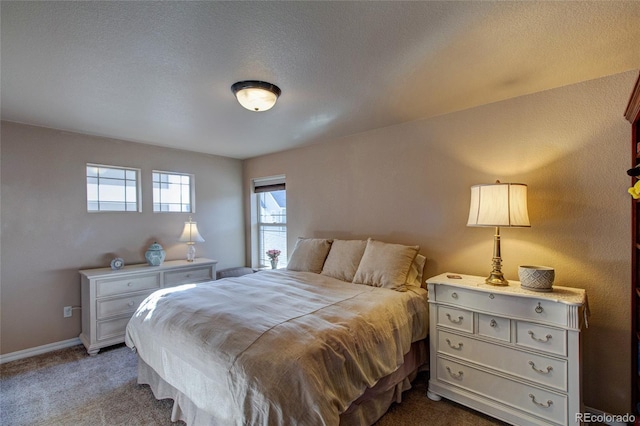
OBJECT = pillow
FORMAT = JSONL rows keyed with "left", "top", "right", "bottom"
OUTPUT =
{"left": 353, "top": 239, "right": 419, "bottom": 291}
{"left": 321, "top": 239, "right": 368, "bottom": 282}
{"left": 405, "top": 254, "right": 426, "bottom": 287}
{"left": 286, "top": 238, "right": 333, "bottom": 273}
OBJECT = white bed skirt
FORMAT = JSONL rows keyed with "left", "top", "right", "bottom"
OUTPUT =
{"left": 137, "top": 340, "right": 427, "bottom": 426}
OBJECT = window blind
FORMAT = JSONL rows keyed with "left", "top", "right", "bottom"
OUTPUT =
{"left": 253, "top": 175, "right": 285, "bottom": 193}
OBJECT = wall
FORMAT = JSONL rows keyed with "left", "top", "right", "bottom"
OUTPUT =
{"left": 0, "top": 122, "right": 244, "bottom": 354}
{"left": 244, "top": 71, "right": 637, "bottom": 415}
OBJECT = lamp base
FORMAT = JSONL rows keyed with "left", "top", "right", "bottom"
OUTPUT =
{"left": 485, "top": 227, "right": 509, "bottom": 286}
{"left": 186, "top": 244, "right": 196, "bottom": 262}
{"left": 485, "top": 271, "right": 509, "bottom": 286}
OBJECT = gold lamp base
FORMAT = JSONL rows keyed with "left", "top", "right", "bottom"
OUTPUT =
{"left": 485, "top": 269, "right": 509, "bottom": 286}
{"left": 485, "top": 227, "right": 509, "bottom": 286}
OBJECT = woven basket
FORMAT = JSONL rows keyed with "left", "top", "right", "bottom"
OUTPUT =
{"left": 518, "top": 266, "right": 555, "bottom": 292}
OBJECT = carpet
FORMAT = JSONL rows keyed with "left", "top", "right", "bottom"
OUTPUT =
{"left": 0, "top": 344, "right": 506, "bottom": 425}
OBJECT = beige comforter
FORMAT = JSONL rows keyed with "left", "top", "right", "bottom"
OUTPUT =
{"left": 125, "top": 270, "right": 428, "bottom": 426}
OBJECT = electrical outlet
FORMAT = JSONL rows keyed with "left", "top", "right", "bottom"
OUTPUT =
{"left": 63, "top": 306, "right": 72, "bottom": 318}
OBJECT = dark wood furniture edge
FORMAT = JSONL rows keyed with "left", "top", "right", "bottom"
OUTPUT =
{"left": 626, "top": 71, "right": 640, "bottom": 123}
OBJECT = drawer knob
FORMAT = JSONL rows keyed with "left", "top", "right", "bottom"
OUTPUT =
{"left": 445, "top": 338, "right": 463, "bottom": 350}
{"left": 186, "top": 274, "right": 192, "bottom": 278}
{"left": 490, "top": 319, "right": 497, "bottom": 328}
{"left": 451, "top": 292, "right": 458, "bottom": 299}
{"left": 445, "top": 366, "right": 464, "bottom": 380}
{"left": 535, "top": 302, "right": 544, "bottom": 314}
{"left": 528, "top": 330, "right": 553, "bottom": 343}
{"left": 128, "top": 301, "right": 135, "bottom": 307}
{"left": 445, "top": 313, "right": 464, "bottom": 324}
{"left": 127, "top": 282, "right": 133, "bottom": 287}
{"left": 489, "top": 293, "right": 495, "bottom": 299}
{"left": 529, "top": 394, "right": 553, "bottom": 408}
{"left": 528, "top": 361, "right": 553, "bottom": 374}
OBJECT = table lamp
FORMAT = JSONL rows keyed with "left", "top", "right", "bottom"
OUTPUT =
{"left": 467, "top": 181, "right": 530, "bottom": 285}
{"left": 178, "top": 216, "right": 205, "bottom": 262}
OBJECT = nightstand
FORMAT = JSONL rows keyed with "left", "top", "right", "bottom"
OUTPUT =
{"left": 79, "top": 258, "right": 217, "bottom": 355}
{"left": 426, "top": 273, "right": 587, "bottom": 426}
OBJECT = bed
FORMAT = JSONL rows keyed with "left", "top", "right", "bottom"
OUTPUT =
{"left": 125, "top": 238, "right": 429, "bottom": 425}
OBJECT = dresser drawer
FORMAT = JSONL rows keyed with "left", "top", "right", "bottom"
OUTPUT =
{"left": 516, "top": 321, "right": 567, "bottom": 356}
{"left": 96, "top": 273, "right": 161, "bottom": 298}
{"left": 477, "top": 313, "right": 510, "bottom": 342}
{"left": 96, "top": 316, "right": 130, "bottom": 341}
{"left": 434, "top": 284, "right": 568, "bottom": 327}
{"left": 97, "top": 292, "right": 151, "bottom": 320}
{"left": 437, "top": 306, "right": 473, "bottom": 333}
{"left": 164, "top": 265, "right": 214, "bottom": 286}
{"left": 437, "top": 358, "right": 567, "bottom": 425}
{"left": 437, "top": 330, "right": 568, "bottom": 391}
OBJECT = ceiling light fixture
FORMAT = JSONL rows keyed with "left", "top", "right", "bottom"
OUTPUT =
{"left": 231, "top": 80, "right": 281, "bottom": 112}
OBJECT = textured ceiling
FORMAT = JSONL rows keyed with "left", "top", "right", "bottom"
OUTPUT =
{"left": 2, "top": 1, "right": 640, "bottom": 159}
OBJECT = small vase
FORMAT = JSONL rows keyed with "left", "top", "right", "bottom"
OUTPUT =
{"left": 270, "top": 258, "right": 278, "bottom": 269}
{"left": 145, "top": 242, "right": 166, "bottom": 266}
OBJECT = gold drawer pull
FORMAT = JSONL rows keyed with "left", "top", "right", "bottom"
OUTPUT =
{"left": 528, "top": 330, "right": 552, "bottom": 342}
{"left": 529, "top": 394, "right": 553, "bottom": 408}
{"left": 445, "top": 338, "right": 463, "bottom": 350}
{"left": 445, "top": 366, "right": 463, "bottom": 379}
{"left": 446, "top": 313, "right": 464, "bottom": 324}
{"left": 529, "top": 361, "right": 553, "bottom": 374}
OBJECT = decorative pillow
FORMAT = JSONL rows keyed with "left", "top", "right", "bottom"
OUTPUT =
{"left": 321, "top": 239, "right": 368, "bottom": 282}
{"left": 286, "top": 238, "right": 333, "bottom": 273}
{"left": 353, "top": 239, "right": 419, "bottom": 291}
{"left": 405, "top": 254, "right": 426, "bottom": 287}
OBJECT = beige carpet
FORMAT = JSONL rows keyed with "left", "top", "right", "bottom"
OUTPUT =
{"left": 0, "top": 343, "right": 506, "bottom": 425}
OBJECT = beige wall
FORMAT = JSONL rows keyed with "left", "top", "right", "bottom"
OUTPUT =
{"left": 244, "top": 71, "right": 638, "bottom": 414}
{"left": 0, "top": 122, "right": 244, "bottom": 354}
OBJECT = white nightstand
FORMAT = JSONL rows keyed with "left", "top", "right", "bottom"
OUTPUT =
{"left": 426, "top": 273, "right": 587, "bottom": 426}
{"left": 79, "top": 258, "right": 217, "bottom": 355}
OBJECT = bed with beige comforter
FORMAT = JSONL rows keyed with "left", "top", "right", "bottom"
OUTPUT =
{"left": 125, "top": 268, "right": 428, "bottom": 425}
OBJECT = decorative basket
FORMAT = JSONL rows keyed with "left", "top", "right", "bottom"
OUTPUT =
{"left": 518, "top": 266, "right": 555, "bottom": 292}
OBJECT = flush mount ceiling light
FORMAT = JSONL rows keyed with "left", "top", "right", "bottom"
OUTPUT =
{"left": 231, "top": 80, "right": 281, "bottom": 112}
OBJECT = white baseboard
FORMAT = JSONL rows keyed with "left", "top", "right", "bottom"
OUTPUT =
{"left": 0, "top": 337, "right": 82, "bottom": 364}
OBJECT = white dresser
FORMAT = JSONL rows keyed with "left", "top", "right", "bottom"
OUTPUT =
{"left": 79, "top": 258, "right": 217, "bottom": 355}
{"left": 426, "top": 273, "right": 587, "bottom": 426}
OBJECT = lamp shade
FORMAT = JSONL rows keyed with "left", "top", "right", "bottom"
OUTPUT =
{"left": 178, "top": 219, "right": 205, "bottom": 243}
{"left": 231, "top": 81, "right": 281, "bottom": 112}
{"left": 467, "top": 183, "right": 530, "bottom": 228}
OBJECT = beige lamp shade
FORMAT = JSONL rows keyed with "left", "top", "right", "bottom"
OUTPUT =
{"left": 178, "top": 218, "right": 205, "bottom": 243}
{"left": 467, "top": 183, "right": 531, "bottom": 228}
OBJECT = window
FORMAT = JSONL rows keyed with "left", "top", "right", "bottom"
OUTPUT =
{"left": 153, "top": 171, "right": 194, "bottom": 212}
{"left": 255, "top": 176, "right": 286, "bottom": 268}
{"left": 87, "top": 164, "right": 140, "bottom": 212}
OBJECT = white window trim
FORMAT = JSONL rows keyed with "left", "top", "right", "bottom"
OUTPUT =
{"left": 86, "top": 163, "right": 141, "bottom": 213}
{"left": 252, "top": 175, "right": 286, "bottom": 269}
{"left": 152, "top": 170, "right": 196, "bottom": 213}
